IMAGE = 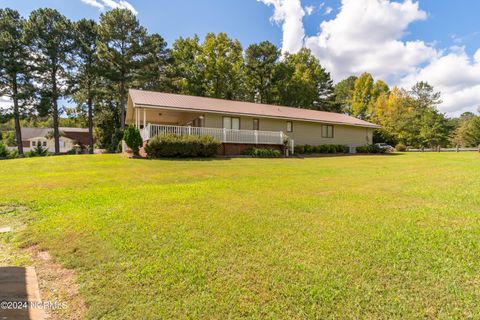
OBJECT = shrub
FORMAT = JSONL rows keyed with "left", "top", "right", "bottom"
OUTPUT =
{"left": 33, "top": 144, "right": 48, "bottom": 156}
{"left": 294, "top": 145, "right": 305, "bottom": 154}
{"left": 395, "top": 143, "right": 407, "bottom": 152}
{"left": 356, "top": 145, "right": 387, "bottom": 154}
{"left": 304, "top": 145, "right": 314, "bottom": 154}
{"left": 123, "top": 126, "right": 143, "bottom": 155}
{"left": 293, "top": 144, "right": 348, "bottom": 154}
{"left": 108, "top": 129, "right": 124, "bottom": 153}
{"left": 242, "top": 148, "right": 281, "bottom": 158}
{"left": 0, "top": 143, "right": 8, "bottom": 159}
{"left": 24, "top": 150, "right": 37, "bottom": 158}
{"left": 145, "top": 133, "right": 221, "bottom": 158}
{"left": 7, "top": 149, "right": 18, "bottom": 159}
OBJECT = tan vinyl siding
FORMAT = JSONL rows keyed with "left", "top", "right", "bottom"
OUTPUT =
{"left": 204, "top": 113, "right": 373, "bottom": 146}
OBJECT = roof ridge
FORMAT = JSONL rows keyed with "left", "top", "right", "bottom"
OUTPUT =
{"left": 129, "top": 89, "right": 344, "bottom": 117}
{"left": 129, "top": 89, "right": 380, "bottom": 128}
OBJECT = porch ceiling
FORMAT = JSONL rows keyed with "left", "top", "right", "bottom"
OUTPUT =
{"left": 127, "top": 103, "right": 203, "bottom": 126}
{"left": 144, "top": 108, "right": 201, "bottom": 125}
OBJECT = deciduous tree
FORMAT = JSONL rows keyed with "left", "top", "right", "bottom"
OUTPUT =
{"left": 199, "top": 33, "right": 245, "bottom": 100}
{"left": 274, "top": 48, "right": 337, "bottom": 111}
{"left": 334, "top": 75, "right": 357, "bottom": 114}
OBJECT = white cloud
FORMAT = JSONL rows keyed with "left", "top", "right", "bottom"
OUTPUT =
{"left": 305, "top": 0, "right": 435, "bottom": 82}
{"left": 400, "top": 47, "right": 480, "bottom": 115}
{"left": 0, "top": 96, "right": 11, "bottom": 114}
{"left": 305, "top": 5, "right": 314, "bottom": 16}
{"left": 260, "top": 0, "right": 480, "bottom": 115}
{"left": 81, "top": 0, "right": 105, "bottom": 10}
{"left": 258, "top": 0, "right": 306, "bottom": 54}
{"left": 81, "top": 0, "right": 138, "bottom": 15}
{"left": 324, "top": 7, "right": 333, "bottom": 15}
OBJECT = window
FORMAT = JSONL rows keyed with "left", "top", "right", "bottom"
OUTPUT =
{"left": 32, "top": 141, "right": 36, "bottom": 147}
{"left": 322, "top": 125, "right": 334, "bottom": 138}
{"left": 42, "top": 141, "right": 47, "bottom": 147}
{"left": 286, "top": 121, "right": 293, "bottom": 132}
{"left": 223, "top": 117, "right": 240, "bottom": 130}
{"left": 253, "top": 119, "right": 259, "bottom": 130}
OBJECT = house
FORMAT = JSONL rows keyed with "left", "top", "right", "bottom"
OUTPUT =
{"left": 126, "top": 90, "right": 380, "bottom": 155}
{"left": 20, "top": 127, "right": 91, "bottom": 153}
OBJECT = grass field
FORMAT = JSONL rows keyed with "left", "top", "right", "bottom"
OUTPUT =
{"left": 1, "top": 153, "right": 480, "bottom": 319}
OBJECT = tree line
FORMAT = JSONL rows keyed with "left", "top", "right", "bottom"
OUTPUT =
{"left": 1, "top": 7, "right": 479, "bottom": 156}
{"left": 334, "top": 73, "right": 480, "bottom": 148}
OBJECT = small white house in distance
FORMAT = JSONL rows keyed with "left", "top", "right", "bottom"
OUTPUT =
{"left": 20, "top": 127, "right": 91, "bottom": 153}
{"left": 27, "top": 136, "right": 76, "bottom": 153}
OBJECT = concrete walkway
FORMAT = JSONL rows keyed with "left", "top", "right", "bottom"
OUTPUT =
{"left": 0, "top": 267, "right": 46, "bottom": 320}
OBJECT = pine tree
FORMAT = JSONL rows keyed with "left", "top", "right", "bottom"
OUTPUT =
{"left": 73, "top": 19, "right": 100, "bottom": 153}
{"left": 97, "top": 8, "right": 147, "bottom": 130}
{"left": 25, "top": 8, "right": 74, "bottom": 154}
{"left": 0, "top": 8, "right": 35, "bottom": 156}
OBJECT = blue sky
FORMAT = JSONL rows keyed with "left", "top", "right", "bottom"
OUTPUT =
{"left": 2, "top": 0, "right": 478, "bottom": 53}
{"left": 1, "top": 0, "right": 479, "bottom": 115}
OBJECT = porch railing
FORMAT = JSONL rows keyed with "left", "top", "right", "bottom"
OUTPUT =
{"left": 142, "top": 124, "right": 286, "bottom": 145}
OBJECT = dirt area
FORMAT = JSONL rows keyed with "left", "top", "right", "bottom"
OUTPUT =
{"left": 0, "top": 204, "right": 86, "bottom": 320}
{"left": 26, "top": 246, "right": 87, "bottom": 320}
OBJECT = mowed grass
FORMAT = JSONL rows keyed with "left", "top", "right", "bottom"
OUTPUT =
{"left": 1, "top": 153, "right": 480, "bottom": 319}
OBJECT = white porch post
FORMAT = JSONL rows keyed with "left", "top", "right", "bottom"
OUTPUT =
{"left": 143, "top": 108, "right": 146, "bottom": 129}
{"left": 254, "top": 130, "right": 258, "bottom": 144}
{"left": 280, "top": 131, "right": 284, "bottom": 144}
{"left": 135, "top": 108, "right": 139, "bottom": 128}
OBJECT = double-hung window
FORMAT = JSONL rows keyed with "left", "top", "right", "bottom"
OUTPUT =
{"left": 223, "top": 117, "right": 240, "bottom": 130}
{"left": 286, "top": 121, "right": 293, "bottom": 132}
{"left": 322, "top": 125, "right": 334, "bottom": 138}
{"left": 253, "top": 119, "right": 259, "bottom": 130}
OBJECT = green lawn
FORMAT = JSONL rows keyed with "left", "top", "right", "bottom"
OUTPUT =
{"left": 1, "top": 153, "right": 480, "bottom": 319}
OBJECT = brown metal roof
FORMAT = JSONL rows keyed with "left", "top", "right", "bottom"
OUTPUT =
{"left": 129, "top": 89, "right": 380, "bottom": 128}
{"left": 21, "top": 127, "right": 90, "bottom": 144}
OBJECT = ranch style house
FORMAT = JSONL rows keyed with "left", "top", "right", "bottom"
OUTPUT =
{"left": 126, "top": 89, "right": 380, "bottom": 155}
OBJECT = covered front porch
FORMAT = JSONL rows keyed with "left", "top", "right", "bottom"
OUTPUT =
{"left": 131, "top": 106, "right": 291, "bottom": 148}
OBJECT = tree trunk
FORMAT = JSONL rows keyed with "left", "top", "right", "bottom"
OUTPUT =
{"left": 52, "top": 69, "right": 60, "bottom": 154}
{"left": 52, "top": 99, "right": 60, "bottom": 154}
{"left": 120, "top": 81, "right": 126, "bottom": 130}
{"left": 87, "top": 94, "right": 94, "bottom": 154}
{"left": 12, "top": 78, "right": 24, "bottom": 156}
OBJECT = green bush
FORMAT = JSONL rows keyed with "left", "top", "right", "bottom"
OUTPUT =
{"left": 294, "top": 145, "right": 305, "bottom": 154}
{"left": 356, "top": 145, "right": 387, "bottom": 154}
{"left": 33, "top": 144, "right": 48, "bottom": 156}
{"left": 7, "top": 149, "right": 18, "bottom": 159}
{"left": 294, "top": 144, "right": 348, "bottom": 154}
{"left": 108, "top": 129, "right": 124, "bottom": 153}
{"left": 242, "top": 148, "right": 281, "bottom": 158}
{"left": 395, "top": 143, "right": 407, "bottom": 152}
{"left": 304, "top": 145, "right": 314, "bottom": 154}
{"left": 123, "top": 126, "right": 143, "bottom": 155}
{"left": 0, "top": 143, "right": 8, "bottom": 159}
{"left": 24, "top": 150, "right": 37, "bottom": 157}
{"left": 145, "top": 133, "right": 221, "bottom": 158}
